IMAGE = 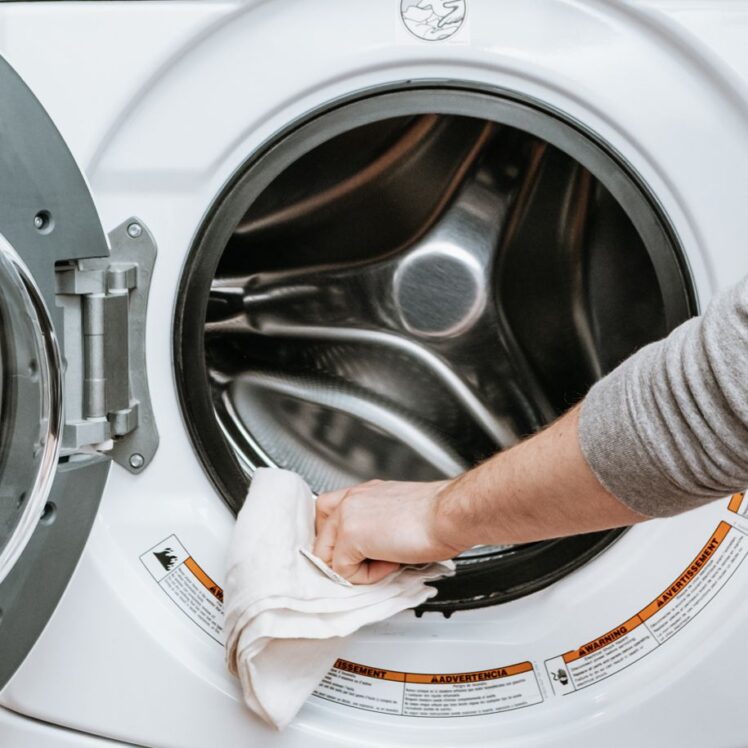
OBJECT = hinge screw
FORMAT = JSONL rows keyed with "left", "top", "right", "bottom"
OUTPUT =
{"left": 129, "top": 453, "right": 145, "bottom": 470}
{"left": 127, "top": 222, "right": 143, "bottom": 239}
{"left": 34, "top": 210, "right": 53, "bottom": 232}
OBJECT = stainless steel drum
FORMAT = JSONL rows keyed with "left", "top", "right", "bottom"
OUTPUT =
{"left": 175, "top": 86, "right": 694, "bottom": 611}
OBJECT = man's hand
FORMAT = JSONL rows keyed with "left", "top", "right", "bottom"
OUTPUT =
{"left": 310, "top": 407, "right": 645, "bottom": 585}
{"left": 312, "top": 479, "right": 465, "bottom": 585}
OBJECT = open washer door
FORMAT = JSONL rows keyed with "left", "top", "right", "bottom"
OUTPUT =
{"left": 0, "top": 56, "right": 157, "bottom": 690}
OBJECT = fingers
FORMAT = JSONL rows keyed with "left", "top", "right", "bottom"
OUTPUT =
{"left": 344, "top": 560, "right": 400, "bottom": 585}
{"left": 314, "top": 480, "right": 383, "bottom": 533}
{"left": 315, "top": 514, "right": 398, "bottom": 584}
{"left": 314, "top": 487, "right": 350, "bottom": 534}
{"left": 314, "top": 479, "right": 398, "bottom": 584}
{"left": 312, "top": 511, "right": 339, "bottom": 565}
{"left": 330, "top": 530, "right": 400, "bottom": 584}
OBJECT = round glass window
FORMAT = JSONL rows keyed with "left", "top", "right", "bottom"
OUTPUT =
{"left": 0, "top": 235, "right": 62, "bottom": 585}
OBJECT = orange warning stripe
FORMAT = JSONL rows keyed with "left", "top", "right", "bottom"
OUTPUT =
{"left": 333, "top": 659, "right": 405, "bottom": 682}
{"left": 563, "top": 615, "right": 643, "bottom": 664}
{"left": 332, "top": 658, "right": 533, "bottom": 684}
{"left": 563, "top": 522, "right": 731, "bottom": 663}
{"left": 728, "top": 493, "right": 744, "bottom": 513}
{"left": 184, "top": 557, "right": 224, "bottom": 603}
{"left": 405, "top": 662, "right": 533, "bottom": 684}
{"left": 638, "top": 521, "right": 729, "bottom": 621}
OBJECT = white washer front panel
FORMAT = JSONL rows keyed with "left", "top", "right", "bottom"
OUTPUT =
{"left": 2, "top": 2, "right": 748, "bottom": 747}
{"left": 0, "top": 707, "right": 133, "bottom": 748}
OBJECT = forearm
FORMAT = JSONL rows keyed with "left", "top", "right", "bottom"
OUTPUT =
{"left": 433, "top": 405, "right": 645, "bottom": 551}
{"left": 434, "top": 275, "right": 748, "bottom": 550}
{"left": 315, "top": 279, "right": 748, "bottom": 580}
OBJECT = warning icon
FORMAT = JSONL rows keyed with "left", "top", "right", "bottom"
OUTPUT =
{"left": 545, "top": 656, "right": 576, "bottom": 695}
{"left": 140, "top": 535, "right": 189, "bottom": 582}
{"left": 551, "top": 668, "right": 569, "bottom": 686}
{"left": 154, "top": 548, "right": 178, "bottom": 571}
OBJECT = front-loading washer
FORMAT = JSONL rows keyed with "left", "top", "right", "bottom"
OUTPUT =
{"left": 1, "top": 1, "right": 748, "bottom": 746}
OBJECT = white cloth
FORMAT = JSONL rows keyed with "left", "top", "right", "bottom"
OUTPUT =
{"left": 225, "top": 468, "right": 455, "bottom": 730}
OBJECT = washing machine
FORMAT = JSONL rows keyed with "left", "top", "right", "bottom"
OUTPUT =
{"left": 1, "top": 1, "right": 748, "bottom": 746}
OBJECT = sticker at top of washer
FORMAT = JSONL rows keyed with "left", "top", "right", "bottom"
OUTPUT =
{"left": 140, "top": 535, "right": 225, "bottom": 645}
{"left": 313, "top": 658, "right": 542, "bottom": 717}
{"left": 545, "top": 521, "right": 748, "bottom": 695}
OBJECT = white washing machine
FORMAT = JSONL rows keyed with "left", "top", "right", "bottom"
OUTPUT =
{"left": 1, "top": 1, "right": 748, "bottom": 746}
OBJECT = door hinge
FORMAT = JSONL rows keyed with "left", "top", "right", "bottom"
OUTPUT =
{"left": 55, "top": 217, "right": 159, "bottom": 473}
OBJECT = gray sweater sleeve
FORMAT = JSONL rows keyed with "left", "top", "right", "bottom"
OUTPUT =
{"left": 579, "top": 276, "right": 748, "bottom": 517}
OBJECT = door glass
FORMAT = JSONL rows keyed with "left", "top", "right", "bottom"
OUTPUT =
{"left": 0, "top": 234, "right": 62, "bottom": 584}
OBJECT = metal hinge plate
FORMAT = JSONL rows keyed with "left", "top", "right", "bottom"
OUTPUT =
{"left": 55, "top": 217, "right": 159, "bottom": 473}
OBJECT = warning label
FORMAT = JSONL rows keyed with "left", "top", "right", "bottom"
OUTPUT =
{"left": 140, "top": 535, "right": 225, "bottom": 645}
{"left": 139, "top": 518, "right": 748, "bottom": 715}
{"left": 313, "top": 658, "right": 542, "bottom": 717}
{"left": 545, "top": 521, "right": 748, "bottom": 695}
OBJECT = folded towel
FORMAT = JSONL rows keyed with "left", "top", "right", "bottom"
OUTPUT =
{"left": 225, "top": 468, "right": 455, "bottom": 729}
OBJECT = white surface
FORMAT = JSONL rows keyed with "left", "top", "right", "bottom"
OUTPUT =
{"left": 0, "top": 0, "right": 748, "bottom": 746}
{"left": 0, "top": 707, "right": 132, "bottom": 747}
